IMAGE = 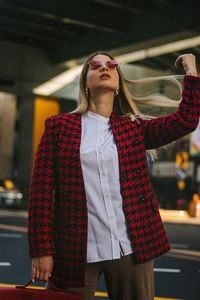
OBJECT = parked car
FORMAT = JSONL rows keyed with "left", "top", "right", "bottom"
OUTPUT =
{"left": 0, "top": 179, "right": 23, "bottom": 208}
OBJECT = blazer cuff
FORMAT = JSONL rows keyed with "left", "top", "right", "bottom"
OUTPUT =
{"left": 184, "top": 75, "right": 200, "bottom": 87}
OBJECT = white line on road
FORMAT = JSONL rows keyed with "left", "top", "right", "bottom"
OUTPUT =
{"left": 0, "top": 210, "right": 27, "bottom": 218}
{"left": 0, "top": 233, "right": 23, "bottom": 238}
{"left": 154, "top": 268, "right": 181, "bottom": 273}
{"left": 171, "top": 243, "right": 189, "bottom": 249}
{"left": 0, "top": 224, "right": 27, "bottom": 233}
{"left": 169, "top": 248, "right": 200, "bottom": 259}
{"left": 0, "top": 262, "right": 11, "bottom": 267}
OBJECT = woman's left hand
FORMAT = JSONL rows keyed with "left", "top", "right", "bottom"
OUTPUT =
{"left": 175, "top": 53, "right": 197, "bottom": 76}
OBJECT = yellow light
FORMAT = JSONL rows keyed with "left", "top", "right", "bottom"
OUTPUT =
{"left": 177, "top": 179, "right": 186, "bottom": 190}
{"left": 33, "top": 65, "right": 82, "bottom": 96}
{"left": 175, "top": 151, "right": 188, "bottom": 169}
{"left": 178, "top": 211, "right": 185, "bottom": 217}
{"left": 4, "top": 180, "right": 14, "bottom": 189}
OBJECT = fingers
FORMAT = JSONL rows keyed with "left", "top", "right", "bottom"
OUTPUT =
{"left": 31, "top": 262, "right": 40, "bottom": 282}
{"left": 175, "top": 55, "right": 183, "bottom": 68}
{"left": 31, "top": 256, "right": 53, "bottom": 282}
{"left": 31, "top": 265, "right": 36, "bottom": 282}
{"left": 175, "top": 53, "right": 195, "bottom": 67}
{"left": 43, "top": 272, "right": 52, "bottom": 282}
{"left": 33, "top": 271, "right": 51, "bottom": 282}
{"left": 175, "top": 53, "right": 197, "bottom": 76}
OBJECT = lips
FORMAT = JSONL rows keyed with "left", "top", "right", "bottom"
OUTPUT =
{"left": 99, "top": 73, "right": 111, "bottom": 79}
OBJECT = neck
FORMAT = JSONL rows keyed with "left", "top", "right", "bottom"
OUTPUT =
{"left": 88, "top": 91, "right": 114, "bottom": 118}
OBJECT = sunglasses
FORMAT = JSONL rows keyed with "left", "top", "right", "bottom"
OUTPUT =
{"left": 88, "top": 60, "right": 120, "bottom": 70}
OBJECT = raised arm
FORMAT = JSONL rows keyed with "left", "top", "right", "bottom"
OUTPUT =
{"left": 143, "top": 54, "right": 200, "bottom": 149}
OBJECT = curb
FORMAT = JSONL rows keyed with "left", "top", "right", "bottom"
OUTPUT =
{"left": 160, "top": 209, "right": 200, "bottom": 225}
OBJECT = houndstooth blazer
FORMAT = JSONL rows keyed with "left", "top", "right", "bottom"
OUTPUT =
{"left": 28, "top": 76, "right": 200, "bottom": 288}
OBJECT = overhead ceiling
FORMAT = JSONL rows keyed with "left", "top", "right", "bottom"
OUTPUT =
{"left": 0, "top": 0, "right": 200, "bottom": 95}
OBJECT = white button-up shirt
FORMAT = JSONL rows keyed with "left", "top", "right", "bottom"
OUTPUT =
{"left": 80, "top": 111, "right": 133, "bottom": 263}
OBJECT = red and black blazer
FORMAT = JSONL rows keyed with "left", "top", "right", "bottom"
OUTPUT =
{"left": 28, "top": 75, "right": 200, "bottom": 288}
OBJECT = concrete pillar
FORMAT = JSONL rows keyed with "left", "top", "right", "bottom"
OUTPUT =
{"left": 0, "top": 92, "right": 16, "bottom": 178}
{"left": 13, "top": 95, "right": 34, "bottom": 205}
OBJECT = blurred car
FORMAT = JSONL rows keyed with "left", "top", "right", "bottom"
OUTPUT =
{"left": 0, "top": 179, "right": 23, "bottom": 208}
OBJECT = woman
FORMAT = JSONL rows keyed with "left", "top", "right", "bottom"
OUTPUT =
{"left": 28, "top": 52, "right": 200, "bottom": 300}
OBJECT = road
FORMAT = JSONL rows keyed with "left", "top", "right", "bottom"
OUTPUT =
{"left": 0, "top": 209, "right": 200, "bottom": 300}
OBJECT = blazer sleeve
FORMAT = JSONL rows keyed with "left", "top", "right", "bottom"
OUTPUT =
{"left": 143, "top": 75, "right": 200, "bottom": 149}
{"left": 28, "top": 116, "right": 59, "bottom": 257}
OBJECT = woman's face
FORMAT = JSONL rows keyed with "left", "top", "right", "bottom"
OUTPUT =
{"left": 86, "top": 54, "right": 119, "bottom": 96}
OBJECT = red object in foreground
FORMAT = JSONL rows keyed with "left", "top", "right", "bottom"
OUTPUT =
{"left": 0, "top": 285, "right": 84, "bottom": 300}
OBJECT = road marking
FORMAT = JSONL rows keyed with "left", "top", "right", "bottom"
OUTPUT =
{"left": 171, "top": 243, "right": 189, "bottom": 249}
{"left": 0, "top": 283, "right": 45, "bottom": 289}
{"left": 154, "top": 268, "right": 181, "bottom": 273}
{"left": 0, "top": 233, "right": 23, "bottom": 238}
{"left": 171, "top": 249, "right": 200, "bottom": 257}
{"left": 167, "top": 248, "right": 200, "bottom": 261}
{"left": 0, "top": 262, "right": 11, "bottom": 267}
{"left": 155, "top": 298, "right": 183, "bottom": 300}
{"left": 95, "top": 291, "right": 182, "bottom": 299}
{"left": 0, "top": 283, "right": 16, "bottom": 287}
{"left": 0, "top": 224, "right": 27, "bottom": 233}
{"left": 0, "top": 210, "right": 27, "bottom": 218}
{"left": 95, "top": 291, "right": 107, "bottom": 297}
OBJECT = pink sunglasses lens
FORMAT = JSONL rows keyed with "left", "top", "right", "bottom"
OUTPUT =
{"left": 89, "top": 60, "right": 102, "bottom": 69}
{"left": 107, "top": 60, "right": 119, "bottom": 68}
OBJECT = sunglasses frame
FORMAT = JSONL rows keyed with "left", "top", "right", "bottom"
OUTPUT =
{"left": 88, "top": 59, "right": 120, "bottom": 70}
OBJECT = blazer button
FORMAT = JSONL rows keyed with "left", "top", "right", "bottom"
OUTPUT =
{"left": 63, "top": 191, "right": 67, "bottom": 195}
{"left": 193, "top": 87, "right": 198, "bottom": 92}
{"left": 136, "top": 168, "right": 141, "bottom": 174}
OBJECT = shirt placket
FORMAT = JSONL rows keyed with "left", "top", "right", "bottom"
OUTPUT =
{"left": 96, "top": 120, "right": 120, "bottom": 259}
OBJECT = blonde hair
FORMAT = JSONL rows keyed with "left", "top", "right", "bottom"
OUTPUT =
{"left": 72, "top": 52, "right": 184, "bottom": 159}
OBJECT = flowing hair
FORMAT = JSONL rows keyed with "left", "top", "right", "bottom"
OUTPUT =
{"left": 71, "top": 51, "right": 184, "bottom": 159}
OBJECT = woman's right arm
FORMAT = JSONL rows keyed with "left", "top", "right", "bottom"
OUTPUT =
{"left": 28, "top": 116, "right": 59, "bottom": 279}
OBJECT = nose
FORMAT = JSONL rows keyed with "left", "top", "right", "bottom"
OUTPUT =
{"left": 99, "top": 64, "right": 108, "bottom": 71}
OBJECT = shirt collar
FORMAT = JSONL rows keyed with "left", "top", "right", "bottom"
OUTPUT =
{"left": 86, "top": 110, "right": 110, "bottom": 123}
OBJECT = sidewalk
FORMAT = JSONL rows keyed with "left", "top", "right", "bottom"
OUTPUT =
{"left": 160, "top": 209, "right": 200, "bottom": 225}
{"left": 0, "top": 208, "right": 200, "bottom": 226}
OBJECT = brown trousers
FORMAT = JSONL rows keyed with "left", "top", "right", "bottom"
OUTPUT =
{"left": 47, "top": 254, "right": 154, "bottom": 300}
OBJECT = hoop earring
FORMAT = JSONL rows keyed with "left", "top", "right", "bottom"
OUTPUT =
{"left": 115, "top": 88, "right": 119, "bottom": 96}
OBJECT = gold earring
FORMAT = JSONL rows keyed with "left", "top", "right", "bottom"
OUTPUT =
{"left": 85, "top": 86, "right": 88, "bottom": 97}
{"left": 115, "top": 88, "right": 119, "bottom": 96}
